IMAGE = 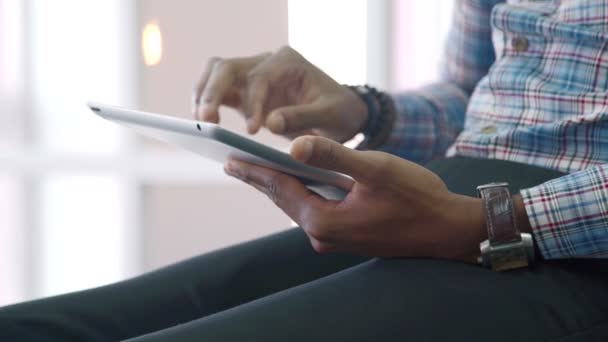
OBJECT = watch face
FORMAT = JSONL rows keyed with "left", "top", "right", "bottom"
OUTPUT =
{"left": 489, "top": 244, "right": 529, "bottom": 271}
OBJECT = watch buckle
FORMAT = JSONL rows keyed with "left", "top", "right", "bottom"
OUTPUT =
{"left": 479, "top": 233, "right": 534, "bottom": 271}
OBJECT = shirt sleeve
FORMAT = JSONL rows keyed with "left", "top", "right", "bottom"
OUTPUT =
{"left": 520, "top": 164, "right": 608, "bottom": 259}
{"left": 375, "top": 0, "right": 503, "bottom": 163}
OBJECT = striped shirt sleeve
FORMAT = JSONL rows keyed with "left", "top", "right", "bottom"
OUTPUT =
{"left": 376, "top": 0, "right": 503, "bottom": 163}
{"left": 521, "top": 164, "right": 608, "bottom": 259}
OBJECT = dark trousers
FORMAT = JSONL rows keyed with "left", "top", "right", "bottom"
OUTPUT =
{"left": 2, "top": 158, "right": 608, "bottom": 341}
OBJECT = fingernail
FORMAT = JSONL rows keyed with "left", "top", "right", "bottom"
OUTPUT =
{"left": 200, "top": 107, "right": 217, "bottom": 123}
{"left": 247, "top": 118, "right": 257, "bottom": 133}
{"left": 267, "top": 113, "right": 285, "bottom": 133}
{"left": 225, "top": 161, "right": 239, "bottom": 176}
{"left": 298, "top": 139, "right": 313, "bottom": 162}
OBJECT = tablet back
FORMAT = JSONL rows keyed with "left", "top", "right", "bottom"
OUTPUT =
{"left": 87, "top": 102, "right": 352, "bottom": 200}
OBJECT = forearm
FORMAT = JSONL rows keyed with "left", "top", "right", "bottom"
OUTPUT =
{"left": 444, "top": 193, "right": 540, "bottom": 264}
{"left": 358, "top": 0, "right": 502, "bottom": 162}
{"left": 377, "top": 83, "right": 469, "bottom": 163}
{"left": 354, "top": 82, "right": 470, "bottom": 164}
{"left": 442, "top": 193, "right": 534, "bottom": 263}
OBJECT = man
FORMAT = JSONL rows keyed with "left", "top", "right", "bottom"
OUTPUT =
{"left": 2, "top": 0, "right": 608, "bottom": 340}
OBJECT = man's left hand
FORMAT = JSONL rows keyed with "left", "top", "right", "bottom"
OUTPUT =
{"left": 224, "top": 136, "right": 486, "bottom": 262}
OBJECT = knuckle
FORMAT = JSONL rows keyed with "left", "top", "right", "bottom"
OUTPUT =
{"left": 361, "top": 151, "right": 389, "bottom": 179}
{"left": 276, "top": 45, "right": 304, "bottom": 62}
{"left": 276, "top": 45, "right": 293, "bottom": 55}
{"left": 314, "top": 140, "right": 338, "bottom": 166}
{"left": 300, "top": 203, "right": 319, "bottom": 228}
{"left": 276, "top": 45, "right": 302, "bottom": 61}
{"left": 300, "top": 218, "right": 315, "bottom": 236}
{"left": 246, "top": 69, "right": 266, "bottom": 84}
{"left": 305, "top": 220, "right": 331, "bottom": 243}
{"left": 193, "top": 81, "right": 206, "bottom": 93}
{"left": 246, "top": 70, "right": 258, "bottom": 82}
{"left": 375, "top": 155, "right": 392, "bottom": 177}
{"left": 207, "top": 56, "right": 222, "bottom": 68}
{"left": 215, "top": 59, "right": 234, "bottom": 73}
{"left": 237, "top": 168, "right": 252, "bottom": 183}
{"left": 263, "top": 173, "right": 284, "bottom": 203}
{"left": 203, "top": 92, "right": 216, "bottom": 104}
{"left": 192, "top": 86, "right": 202, "bottom": 100}
{"left": 310, "top": 239, "right": 332, "bottom": 254}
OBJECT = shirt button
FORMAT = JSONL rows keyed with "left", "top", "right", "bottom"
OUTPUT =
{"left": 481, "top": 125, "right": 497, "bottom": 134}
{"left": 512, "top": 36, "right": 529, "bottom": 52}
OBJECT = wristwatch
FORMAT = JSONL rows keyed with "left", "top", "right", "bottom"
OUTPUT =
{"left": 477, "top": 182, "right": 535, "bottom": 271}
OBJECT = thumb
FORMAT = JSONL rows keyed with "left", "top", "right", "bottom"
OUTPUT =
{"left": 290, "top": 136, "right": 378, "bottom": 182}
{"left": 265, "top": 101, "right": 328, "bottom": 135}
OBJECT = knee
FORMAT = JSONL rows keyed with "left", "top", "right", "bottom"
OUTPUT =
{"left": 0, "top": 316, "right": 46, "bottom": 342}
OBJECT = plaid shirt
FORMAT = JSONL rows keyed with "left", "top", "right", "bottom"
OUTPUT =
{"left": 378, "top": 0, "right": 608, "bottom": 259}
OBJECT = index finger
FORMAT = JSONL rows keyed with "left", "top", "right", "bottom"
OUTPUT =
{"left": 192, "top": 57, "right": 220, "bottom": 121}
{"left": 224, "top": 159, "right": 329, "bottom": 223}
{"left": 198, "top": 61, "right": 237, "bottom": 123}
{"left": 244, "top": 76, "right": 269, "bottom": 134}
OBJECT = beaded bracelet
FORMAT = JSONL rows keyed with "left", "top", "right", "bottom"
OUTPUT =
{"left": 346, "top": 85, "right": 396, "bottom": 150}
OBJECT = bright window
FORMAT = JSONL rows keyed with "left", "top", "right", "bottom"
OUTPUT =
{"left": 288, "top": 0, "right": 367, "bottom": 85}
{"left": 0, "top": 0, "right": 135, "bottom": 304}
{"left": 391, "top": 0, "right": 454, "bottom": 89}
{"left": 30, "top": 0, "right": 130, "bottom": 155}
{"left": 40, "top": 174, "right": 129, "bottom": 295}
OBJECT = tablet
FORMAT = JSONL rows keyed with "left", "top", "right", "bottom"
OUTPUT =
{"left": 87, "top": 102, "right": 352, "bottom": 200}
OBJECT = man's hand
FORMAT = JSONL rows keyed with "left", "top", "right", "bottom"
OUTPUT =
{"left": 192, "top": 46, "right": 368, "bottom": 142}
{"left": 224, "top": 136, "right": 488, "bottom": 262}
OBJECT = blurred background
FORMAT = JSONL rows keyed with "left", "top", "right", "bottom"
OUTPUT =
{"left": 0, "top": 0, "right": 452, "bottom": 306}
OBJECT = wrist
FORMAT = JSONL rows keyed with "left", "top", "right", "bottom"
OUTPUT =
{"left": 475, "top": 185, "right": 538, "bottom": 270}
{"left": 512, "top": 194, "right": 532, "bottom": 234}
{"left": 345, "top": 86, "right": 370, "bottom": 138}
{"left": 345, "top": 85, "right": 395, "bottom": 149}
{"left": 512, "top": 194, "right": 542, "bottom": 259}
{"left": 439, "top": 193, "right": 487, "bottom": 263}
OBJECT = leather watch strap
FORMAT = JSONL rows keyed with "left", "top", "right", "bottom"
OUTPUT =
{"left": 477, "top": 183, "right": 521, "bottom": 244}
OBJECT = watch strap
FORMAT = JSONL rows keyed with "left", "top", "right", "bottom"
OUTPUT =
{"left": 345, "top": 85, "right": 396, "bottom": 150}
{"left": 477, "top": 183, "right": 521, "bottom": 244}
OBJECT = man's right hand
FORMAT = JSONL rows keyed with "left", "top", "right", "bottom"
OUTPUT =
{"left": 192, "top": 46, "right": 368, "bottom": 143}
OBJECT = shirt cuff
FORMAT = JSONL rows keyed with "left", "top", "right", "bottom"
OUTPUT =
{"left": 367, "top": 82, "right": 468, "bottom": 164}
{"left": 520, "top": 164, "right": 608, "bottom": 259}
